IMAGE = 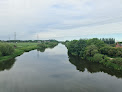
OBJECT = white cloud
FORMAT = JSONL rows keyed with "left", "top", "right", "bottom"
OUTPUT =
{"left": 0, "top": 0, "right": 122, "bottom": 40}
{"left": 36, "top": 22, "right": 122, "bottom": 40}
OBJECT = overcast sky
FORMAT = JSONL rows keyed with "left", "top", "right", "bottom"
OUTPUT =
{"left": 0, "top": 0, "right": 122, "bottom": 41}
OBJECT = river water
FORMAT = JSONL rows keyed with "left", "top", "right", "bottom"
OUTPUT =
{"left": 0, "top": 44, "right": 122, "bottom": 92}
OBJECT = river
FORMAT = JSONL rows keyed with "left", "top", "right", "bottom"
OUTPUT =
{"left": 0, "top": 44, "right": 122, "bottom": 92}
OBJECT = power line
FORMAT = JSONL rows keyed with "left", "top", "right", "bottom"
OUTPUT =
{"left": 14, "top": 32, "right": 16, "bottom": 40}
{"left": 8, "top": 34, "right": 10, "bottom": 41}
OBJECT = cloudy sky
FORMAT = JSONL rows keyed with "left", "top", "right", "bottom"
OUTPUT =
{"left": 0, "top": 0, "right": 122, "bottom": 41}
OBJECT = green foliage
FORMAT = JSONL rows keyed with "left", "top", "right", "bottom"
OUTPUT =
{"left": 37, "top": 43, "right": 46, "bottom": 49}
{"left": 45, "top": 42, "right": 58, "bottom": 48}
{"left": 100, "top": 46, "right": 111, "bottom": 54}
{"left": 37, "top": 42, "right": 58, "bottom": 49}
{"left": 0, "top": 43, "right": 14, "bottom": 56}
{"left": 37, "top": 43, "right": 46, "bottom": 52}
{"left": 37, "top": 42, "right": 58, "bottom": 52}
{"left": 85, "top": 45, "right": 98, "bottom": 57}
{"left": 0, "top": 42, "right": 58, "bottom": 62}
{"left": 65, "top": 38, "right": 122, "bottom": 71}
{"left": 77, "top": 39, "right": 87, "bottom": 57}
{"left": 66, "top": 39, "right": 87, "bottom": 57}
{"left": 111, "top": 58, "right": 122, "bottom": 66}
{"left": 93, "top": 54, "right": 104, "bottom": 62}
{"left": 67, "top": 40, "right": 78, "bottom": 56}
{"left": 0, "top": 51, "right": 2, "bottom": 57}
{"left": 116, "top": 50, "right": 122, "bottom": 57}
{"left": 0, "top": 43, "right": 38, "bottom": 62}
{"left": 6, "top": 39, "right": 58, "bottom": 43}
{"left": 100, "top": 46, "right": 122, "bottom": 57}
{"left": 100, "top": 38, "right": 115, "bottom": 44}
{"left": 87, "top": 38, "right": 105, "bottom": 49}
{"left": 108, "top": 48, "right": 117, "bottom": 56}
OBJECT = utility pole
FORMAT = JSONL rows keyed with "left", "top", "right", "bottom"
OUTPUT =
{"left": 14, "top": 32, "right": 17, "bottom": 44}
{"left": 37, "top": 34, "right": 39, "bottom": 43}
{"left": 14, "top": 32, "right": 16, "bottom": 41}
{"left": 8, "top": 35, "right": 10, "bottom": 40}
{"left": 9, "top": 36, "right": 10, "bottom": 40}
{"left": 9, "top": 35, "right": 10, "bottom": 42}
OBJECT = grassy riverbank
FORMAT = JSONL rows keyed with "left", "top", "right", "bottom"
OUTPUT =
{"left": 0, "top": 43, "right": 38, "bottom": 62}
{"left": 0, "top": 42, "right": 58, "bottom": 62}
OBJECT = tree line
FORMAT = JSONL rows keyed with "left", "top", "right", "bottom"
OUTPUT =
{"left": 64, "top": 38, "right": 122, "bottom": 71}
{"left": 100, "top": 38, "right": 115, "bottom": 44}
{"left": 2, "top": 39, "right": 58, "bottom": 43}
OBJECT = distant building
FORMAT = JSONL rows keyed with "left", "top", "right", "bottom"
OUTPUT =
{"left": 116, "top": 42, "right": 122, "bottom": 48}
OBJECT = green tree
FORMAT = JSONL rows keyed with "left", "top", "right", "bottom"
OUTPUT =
{"left": 87, "top": 38, "right": 105, "bottom": 49}
{"left": 93, "top": 53, "right": 104, "bottom": 62}
{"left": 108, "top": 48, "right": 117, "bottom": 57}
{"left": 67, "top": 40, "right": 78, "bottom": 56}
{"left": 67, "top": 39, "right": 87, "bottom": 57}
{"left": 76, "top": 39, "right": 87, "bottom": 57}
{"left": 85, "top": 45, "right": 98, "bottom": 57}
{"left": 100, "top": 46, "right": 111, "bottom": 55}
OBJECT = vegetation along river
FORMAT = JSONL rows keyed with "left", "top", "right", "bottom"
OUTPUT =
{"left": 0, "top": 44, "right": 122, "bottom": 92}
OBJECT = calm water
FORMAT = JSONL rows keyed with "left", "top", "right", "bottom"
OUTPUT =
{"left": 0, "top": 44, "right": 122, "bottom": 92}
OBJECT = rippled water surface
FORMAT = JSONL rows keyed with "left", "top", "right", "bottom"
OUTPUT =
{"left": 0, "top": 44, "right": 122, "bottom": 92}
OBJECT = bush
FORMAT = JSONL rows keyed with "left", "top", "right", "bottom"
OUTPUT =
{"left": 100, "top": 46, "right": 122, "bottom": 57}
{"left": 67, "top": 39, "right": 87, "bottom": 57}
{"left": 100, "top": 46, "right": 111, "bottom": 55}
{"left": 46, "top": 42, "right": 58, "bottom": 48}
{"left": 87, "top": 38, "right": 105, "bottom": 49}
{"left": 93, "top": 54, "right": 104, "bottom": 62}
{"left": 37, "top": 43, "right": 46, "bottom": 49}
{"left": 85, "top": 45, "right": 98, "bottom": 57}
{"left": 0, "top": 43, "right": 14, "bottom": 56}
{"left": 111, "top": 58, "right": 122, "bottom": 66}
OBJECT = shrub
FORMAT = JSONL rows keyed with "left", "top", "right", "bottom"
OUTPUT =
{"left": 37, "top": 43, "right": 46, "bottom": 49}
{"left": 87, "top": 38, "right": 105, "bottom": 49}
{"left": 93, "top": 54, "right": 104, "bottom": 62}
{"left": 0, "top": 43, "right": 14, "bottom": 56}
{"left": 100, "top": 46, "right": 122, "bottom": 57}
{"left": 108, "top": 48, "right": 117, "bottom": 57}
{"left": 111, "top": 58, "right": 122, "bottom": 66}
{"left": 46, "top": 42, "right": 58, "bottom": 48}
{"left": 100, "top": 46, "right": 111, "bottom": 55}
{"left": 85, "top": 45, "right": 98, "bottom": 57}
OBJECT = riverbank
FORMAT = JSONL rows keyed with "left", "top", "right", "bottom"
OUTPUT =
{"left": 0, "top": 42, "right": 58, "bottom": 62}
{"left": 0, "top": 43, "right": 38, "bottom": 62}
{"left": 64, "top": 38, "right": 122, "bottom": 71}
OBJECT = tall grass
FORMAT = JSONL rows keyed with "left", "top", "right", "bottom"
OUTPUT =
{"left": 0, "top": 42, "right": 38, "bottom": 62}
{"left": 0, "top": 42, "right": 14, "bottom": 56}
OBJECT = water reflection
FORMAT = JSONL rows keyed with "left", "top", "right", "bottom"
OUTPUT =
{"left": 0, "top": 45, "right": 57, "bottom": 72}
{"left": 0, "top": 44, "right": 121, "bottom": 92}
{"left": 68, "top": 53, "right": 122, "bottom": 78}
{"left": 37, "top": 45, "right": 56, "bottom": 52}
{"left": 37, "top": 48, "right": 46, "bottom": 52}
{"left": 0, "top": 59, "right": 15, "bottom": 71}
